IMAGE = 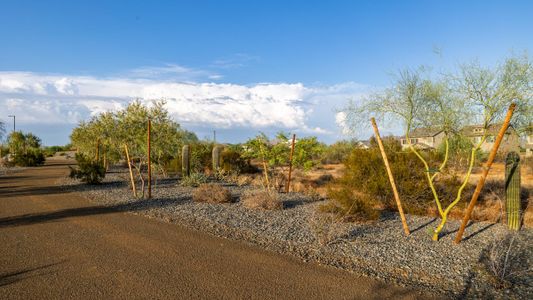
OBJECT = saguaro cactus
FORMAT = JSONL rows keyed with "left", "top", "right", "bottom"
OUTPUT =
{"left": 505, "top": 151, "right": 521, "bottom": 231}
{"left": 212, "top": 145, "right": 222, "bottom": 172}
{"left": 182, "top": 145, "right": 190, "bottom": 177}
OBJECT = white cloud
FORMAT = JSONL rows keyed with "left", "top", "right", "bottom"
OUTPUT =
{"left": 0, "top": 71, "right": 370, "bottom": 142}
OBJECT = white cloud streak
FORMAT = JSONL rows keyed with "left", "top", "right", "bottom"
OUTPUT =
{"left": 0, "top": 71, "right": 370, "bottom": 139}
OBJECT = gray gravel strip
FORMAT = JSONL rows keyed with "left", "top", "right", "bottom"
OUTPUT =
{"left": 61, "top": 171, "right": 532, "bottom": 299}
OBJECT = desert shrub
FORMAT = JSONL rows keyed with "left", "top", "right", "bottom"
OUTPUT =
{"left": 180, "top": 172, "right": 209, "bottom": 187}
{"left": 338, "top": 141, "right": 432, "bottom": 215}
{"left": 321, "top": 187, "right": 380, "bottom": 221}
{"left": 241, "top": 190, "right": 283, "bottom": 210}
{"left": 321, "top": 140, "right": 357, "bottom": 164}
{"left": 220, "top": 146, "right": 258, "bottom": 174}
{"left": 12, "top": 149, "right": 46, "bottom": 167}
{"left": 308, "top": 211, "right": 346, "bottom": 246}
{"left": 190, "top": 142, "right": 214, "bottom": 173}
{"left": 69, "top": 154, "right": 105, "bottom": 184}
{"left": 192, "top": 183, "right": 233, "bottom": 203}
{"left": 480, "top": 232, "right": 532, "bottom": 289}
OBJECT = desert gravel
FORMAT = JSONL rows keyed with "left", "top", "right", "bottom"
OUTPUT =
{"left": 62, "top": 170, "right": 532, "bottom": 299}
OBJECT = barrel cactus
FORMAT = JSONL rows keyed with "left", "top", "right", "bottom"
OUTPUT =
{"left": 212, "top": 145, "right": 223, "bottom": 172}
{"left": 505, "top": 151, "right": 521, "bottom": 231}
{"left": 182, "top": 145, "right": 190, "bottom": 177}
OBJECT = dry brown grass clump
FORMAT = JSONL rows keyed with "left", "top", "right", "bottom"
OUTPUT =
{"left": 192, "top": 183, "right": 232, "bottom": 204}
{"left": 241, "top": 190, "right": 283, "bottom": 210}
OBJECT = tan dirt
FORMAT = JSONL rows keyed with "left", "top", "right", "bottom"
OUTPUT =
{"left": 0, "top": 159, "right": 440, "bottom": 299}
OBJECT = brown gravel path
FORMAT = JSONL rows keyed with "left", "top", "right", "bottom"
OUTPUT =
{"left": 0, "top": 159, "right": 439, "bottom": 299}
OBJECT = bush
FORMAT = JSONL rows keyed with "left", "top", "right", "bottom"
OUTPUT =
{"left": 241, "top": 190, "right": 283, "bottom": 210}
{"left": 220, "top": 146, "right": 258, "bottom": 174}
{"left": 338, "top": 140, "right": 432, "bottom": 215}
{"left": 192, "top": 183, "right": 233, "bottom": 203}
{"left": 179, "top": 172, "right": 209, "bottom": 187}
{"left": 69, "top": 154, "right": 105, "bottom": 184}
{"left": 321, "top": 187, "right": 380, "bottom": 221}
{"left": 12, "top": 149, "right": 46, "bottom": 167}
{"left": 321, "top": 140, "right": 357, "bottom": 164}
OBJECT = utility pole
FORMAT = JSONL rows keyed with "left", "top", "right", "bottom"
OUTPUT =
{"left": 213, "top": 130, "right": 216, "bottom": 143}
{"left": 8, "top": 115, "right": 15, "bottom": 132}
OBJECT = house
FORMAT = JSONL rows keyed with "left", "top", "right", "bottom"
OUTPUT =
{"left": 461, "top": 124, "right": 520, "bottom": 153}
{"left": 400, "top": 127, "right": 446, "bottom": 150}
{"left": 400, "top": 124, "right": 520, "bottom": 153}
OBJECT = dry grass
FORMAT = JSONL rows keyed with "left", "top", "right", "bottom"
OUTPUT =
{"left": 241, "top": 190, "right": 283, "bottom": 210}
{"left": 192, "top": 183, "right": 233, "bottom": 204}
{"left": 308, "top": 211, "right": 346, "bottom": 246}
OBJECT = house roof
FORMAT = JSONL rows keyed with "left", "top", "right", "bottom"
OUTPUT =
{"left": 461, "top": 123, "right": 515, "bottom": 137}
{"left": 404, "top": 127, "right": 443, "bottom": 138}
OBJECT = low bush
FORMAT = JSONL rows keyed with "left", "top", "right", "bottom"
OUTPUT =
{"left": 179, "top": 172, "right": 209, "bottom": 187}
{"left": 320, "top": 140, "right": 357, "bottom": 164}
{"left": 321, "top": 187, "right": 380, "bottom": 221}
{"left": 308, "top": 211, "right": 346, "bottom": 246}
{"left": 220, "top": 146, "right": 258, "bottom": 174}
{"left": 12, "top": 149, "right": 46, "bottom": 167}
{"left": 69, "top": 154, "right": 105, "bottom": 184}
{"left": 192, "top": 183, "right": 233, "bottom": 203}
{"left": 241, "top": 190, "right": 283, "bottom": 210}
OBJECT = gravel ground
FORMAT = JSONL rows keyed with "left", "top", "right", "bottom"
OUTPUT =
{"left": 61, "top": 170, "right": 532, "bottom": 299}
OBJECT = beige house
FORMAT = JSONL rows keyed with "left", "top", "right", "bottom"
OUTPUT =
{"left": 400, "top": 127, "right": 445, "bottom": 150}
{"left": 400, "top": 124, "right": 520, "bottom": 153}
{"left": 461, "top": 124, "right": 520, "bottom": 153}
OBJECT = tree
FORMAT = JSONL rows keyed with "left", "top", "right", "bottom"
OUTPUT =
{"left": 342, "top": 55, "right": 532, "bottom": 241}
{"left": 6, "top": 131, "right": 45, "bottom": 166}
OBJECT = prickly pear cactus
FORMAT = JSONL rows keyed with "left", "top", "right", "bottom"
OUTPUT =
{"left": 182, "top": 145, "right": 190, "bottom": 177}
{"left": 505, "top": 151, "right": 521, "bottom": 231}
{"left": 212, "top": 145, "right": 222, "bottom": 172}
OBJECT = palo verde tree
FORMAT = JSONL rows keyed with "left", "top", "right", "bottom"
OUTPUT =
{"left": 342, "top": 54, "right": 532, "bottom": 241}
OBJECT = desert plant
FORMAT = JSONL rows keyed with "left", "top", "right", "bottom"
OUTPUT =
{"left": 69, "top": 154, "right": 105, "bottom": 184}
{"left": 321, "top": 187, "right": 380, "bottom": 221}
{"left": 179, "top": 172, "right": 209, "bottom": 187}
{"left": 308, "top": 211, "right": 346, "bottom": 246}
{"left": 505, "top": 151, "right": 521, "bottom": 230}
{"left": 192, "top": 183, "right": 232, "bottom": 203}
{"left": 182, "top": 145, "right": 190, "bottom": 177}
{"left": 12, "top": 149, "right": 45, "bottom": 167}
{"left": 241, "top": 190, "right": 283, "bottom": 210}
{"left": 482, "top": 232, "right": 532, "bottom": 289}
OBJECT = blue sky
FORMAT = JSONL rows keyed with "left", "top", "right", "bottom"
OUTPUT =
{"left": 0, "top": 0, "right": 532, "bottom": 145}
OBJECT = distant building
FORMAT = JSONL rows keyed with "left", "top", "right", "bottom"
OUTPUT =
{"left": 400, "top": 124, "right": 520, "bottom": 153}
{"left": 400, "top": 127, "right": 445, "bottom": 150}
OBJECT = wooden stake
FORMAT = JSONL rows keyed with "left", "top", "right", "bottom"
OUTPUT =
{"left": 454, "top": 103, "right": 516, "bottom": 244}
{"left": 147, "top": 119, "right": 152, "bottom": 199}
{"left": 371, "top": 118, "right": 410, "bottom": 235}
{"left": 124, "top": 144, "right": 137, "bottom": 197}
{"left": 285, "top": 134, "right": 296, "bottom": 193}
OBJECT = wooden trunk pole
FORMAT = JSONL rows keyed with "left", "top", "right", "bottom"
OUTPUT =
{"left": 124, "top": 144, "right": 137, "bottom": 197}
{"left": 371, "top": 118, "right": 410, "bottom": 235}
{"left": 285, "top": 134, "right": 296, "bottom": 193}
{"left": 147, "top": 120, "right": 152, "bottom": 199}
{"left": 454, "top": 103, "right": 516, "bottom": 244}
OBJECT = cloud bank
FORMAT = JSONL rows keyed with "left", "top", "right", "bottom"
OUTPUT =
{"left": 0, "top": 71, "right": 370, "bottom": 144}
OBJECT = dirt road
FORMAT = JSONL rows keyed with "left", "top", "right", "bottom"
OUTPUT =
{"left": 0, "top": 160, "right": 438, "bottom": 299}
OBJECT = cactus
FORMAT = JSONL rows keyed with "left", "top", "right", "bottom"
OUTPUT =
{"left": 505, "top": 151, "right": 521, "bottom": 231}
{"left": 212, "top": 145, "right": 223, "bottom": 172}
{"left": 182, "top": 145, "right": 190, "bottom": 177}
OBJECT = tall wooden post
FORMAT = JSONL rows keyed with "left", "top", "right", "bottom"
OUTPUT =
{"left": 454, "top": 103, "right": 516, "bottom": 244}
{"left": 285, "top": 134, "right": 296, "bottom": 193}
{"left": 147, "top": 120, "right": 152, "bottom": 199}
{"left": 371, "top": 118, "right": 410, "bottom": 235}
{"left": 124, "top": 144, "right": 137, "bottom": 197}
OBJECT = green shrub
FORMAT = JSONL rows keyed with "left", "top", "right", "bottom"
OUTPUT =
{"left": 179, "top": 172, "right": 209, "bottom": 187}
{"left": 321, "top": 140, "right": 357, "bottom": 164}
{"left": 220, "top": 146, "right": 258, "bottom": 174}
{"left": 13, "top": 149, "right": 46, "bottom": 167}
{"left": 190, "top": 142, "right": 214, "bottom": 173}
{"left": 69, "top": 154, "right": 105, "bottom": 184}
